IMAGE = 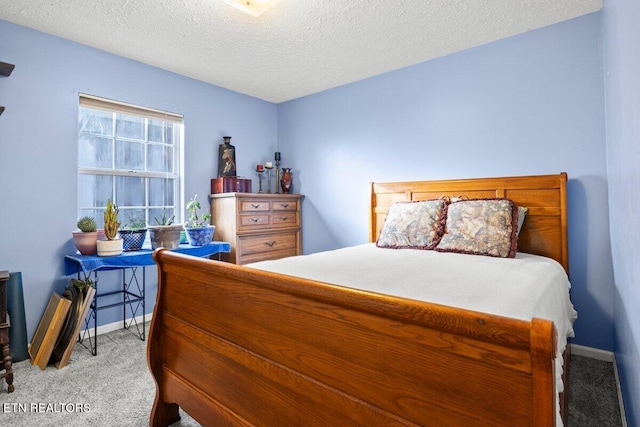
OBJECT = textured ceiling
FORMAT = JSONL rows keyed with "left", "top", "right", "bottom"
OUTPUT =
{"left": 0, "top": 0, "right": 602, "bottom": 103}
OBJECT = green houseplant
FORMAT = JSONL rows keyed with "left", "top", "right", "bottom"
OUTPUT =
{"left": 118, "top": 212, "right": 147, "bottom": 251}
{"left": 97, "top": 199, "right": 123, "bottom": 256}
{"left": 72, "top": 216, "right": 98, "bottom": 255}
{"left": 148, "top": 208, "right": 183, "bottom": 250}
{"left": 184, "top": 195, "right": 214, "bottom": 246}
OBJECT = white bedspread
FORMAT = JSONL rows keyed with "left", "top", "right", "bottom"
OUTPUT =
{"left": 247, "top": 243, "right": 577, "bottom": 425}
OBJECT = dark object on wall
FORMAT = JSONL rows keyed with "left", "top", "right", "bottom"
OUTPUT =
{"left": 211, "top": 177, "right": 252, "bottom": 194}
{"left": 0, "top": 62, "right": 14, "bottom": 76}
{"left": 280, "top": 168, "right": 293, "bottom": 193}
{"left": 6, "top": 272, "right": 28, "bottom": 362}
{"left": 217, "top": 136, "right": 237, "bottom": 177}
{"left": 0, "top": 61, "right": 15, "bottom": 116}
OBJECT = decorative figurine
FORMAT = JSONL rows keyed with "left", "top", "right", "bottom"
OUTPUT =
{"left": 217, "top": 136, "right": 236, "bottom": 177}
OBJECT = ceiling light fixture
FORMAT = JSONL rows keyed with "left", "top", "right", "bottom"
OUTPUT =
{"left": 223, "top": 0, "right": 282, "bottom": 17}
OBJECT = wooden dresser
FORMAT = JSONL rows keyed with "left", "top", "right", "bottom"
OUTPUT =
{"left": 210, "top": 193, "right": 303, "bottom": 265}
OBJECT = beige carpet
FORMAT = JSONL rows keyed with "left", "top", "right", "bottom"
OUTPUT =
{"left": 0, "top": 324, "right": 198, "bottom": 427}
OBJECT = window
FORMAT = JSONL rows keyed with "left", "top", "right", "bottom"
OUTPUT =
{"left": 77, "top": 94, "right": 184, "bottom": 229}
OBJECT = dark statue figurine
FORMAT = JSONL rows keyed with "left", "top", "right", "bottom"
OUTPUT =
{"left": 217, "top": 136, "right": 237, "bottom": 177}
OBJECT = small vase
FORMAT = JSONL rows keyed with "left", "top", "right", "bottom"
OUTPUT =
{"left": 280, "top": 168, "right": 292, "bottom": 194}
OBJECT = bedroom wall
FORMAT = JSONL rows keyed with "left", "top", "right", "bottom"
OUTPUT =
{"left": 603, "top": 0, "right": 640, "bottom": 425}
{"left": 0, "top": 20, "right": 277, "bottom": 342}
{"left": 277, "top": 13, "right": 614, "bottom": 351}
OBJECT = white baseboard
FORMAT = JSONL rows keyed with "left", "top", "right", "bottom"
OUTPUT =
{"left": 570, "top": 343, "right": 615, "bottom": 361}
{"left": 80, "top": 312, "right": 153, "bottom": 338}
{"left": 570, "top": 344, "right": 627, "bottom": 427}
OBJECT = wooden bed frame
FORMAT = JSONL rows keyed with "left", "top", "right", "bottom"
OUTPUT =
{"left": 148, "top": 172, "right": 569, "bottom": 427}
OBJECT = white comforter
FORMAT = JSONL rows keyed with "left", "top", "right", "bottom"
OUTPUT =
{"left": 247, "top": 243, "right": 577, "bottom": 425}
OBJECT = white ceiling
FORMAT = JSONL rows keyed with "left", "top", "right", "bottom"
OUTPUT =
{"left": 0, "top": 0, "right": 602, "bottom": 103}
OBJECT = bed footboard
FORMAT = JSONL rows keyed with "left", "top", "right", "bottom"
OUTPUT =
{"left": 148, "top": 249, "right": 557, "bottom": 427}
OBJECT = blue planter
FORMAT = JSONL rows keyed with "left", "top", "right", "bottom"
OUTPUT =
{"left": 119, "top": 229, "right": 147, "bottom": 251}
{"left": 185, "top": 225, "right": 215, "bottom": 246}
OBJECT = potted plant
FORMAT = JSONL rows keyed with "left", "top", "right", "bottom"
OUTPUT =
{"left": 118, "top": 212, "right": 147, "bottom": 251}
{"left": 148, "top": 209, "right": 183, "bottom": 250}
{"left": 72, "top": 216, "right": 98, "bottom": 255}
{"left": 97, "top": 199, "right": 123, "bottom": 256}
{"left": 184, "top": 195, "right": 215, "bottom": 246}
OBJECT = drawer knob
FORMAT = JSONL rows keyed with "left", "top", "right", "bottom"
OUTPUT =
{"left": 280, "top": 203, "right": 289, "bottom": 208}
{"left": 251, "top": 203, "right": 262, "bottom": 209}
{"left": 250, "top": 217, "right": 261, "bottom": 223}
{"left": 280, "top": 216, "right": 288, "bottom": 221}
{"left": 265, "top": 241, "right": 276, "bottom": 247}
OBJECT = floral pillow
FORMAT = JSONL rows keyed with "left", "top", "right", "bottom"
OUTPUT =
{"left": 435, "top": 198, "right": 519, "bottom": 258}
{"left": 516, "top": 206, "right": 528, "bottom": 237}
{"left": 376, "top": 199, "right": 447, "bottom": 249}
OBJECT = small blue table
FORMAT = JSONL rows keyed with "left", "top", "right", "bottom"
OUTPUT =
{"left": 64, "top": 242, "right": 230, "bottom": 355}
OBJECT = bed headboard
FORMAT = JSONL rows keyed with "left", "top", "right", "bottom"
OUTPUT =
{"left": 369, "top": 173, "right": 568, "bottom": 272}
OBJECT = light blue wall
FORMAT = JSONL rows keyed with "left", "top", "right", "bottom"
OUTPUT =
{"left": 603, "top": 0, "right": 640, "bottom": 425}
{"left": 278, "top": 13, "right": 614, "bottom": 351}
{"left": 0, "top": 20, "right": 277, "bottom": 340}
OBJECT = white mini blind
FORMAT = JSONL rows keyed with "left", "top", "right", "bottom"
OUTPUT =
{"left": 79, "top": 93, "right": 183, "bottom": 124}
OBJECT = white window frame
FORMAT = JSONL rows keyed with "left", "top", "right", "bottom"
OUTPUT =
{"left": 77, "top": 93, "right": 184, "bottom": 228}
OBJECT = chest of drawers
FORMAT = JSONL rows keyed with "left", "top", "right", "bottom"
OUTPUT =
{"left": 210, "top": 193, "right": 303, "bottom": 265}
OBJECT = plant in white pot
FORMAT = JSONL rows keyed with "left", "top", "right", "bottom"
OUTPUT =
{"left": 118, "top": 212, "right": 147, "bottom": 251}
{"left": 72, "top": 216, "right": 98, "bottom": 255}
{"left": 97, "top": 199, "right": 123, "bottom": 256}
{"left": 148, "top": 210, "right": 183, "bottom": 250}
{"left": 184, "top": 195, "right": 214, "bottom": 246}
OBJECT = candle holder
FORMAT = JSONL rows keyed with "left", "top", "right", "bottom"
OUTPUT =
{"left": 264, "top": 165, "right": 273, "bottom": 193}
{"left": 255, "top": 169, "right": 265, "bottom": 193}
{"left": 275, "top": 159, "right": 281, "bottom": 193}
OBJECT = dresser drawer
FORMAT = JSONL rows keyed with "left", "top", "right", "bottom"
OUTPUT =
{"left": 272, "top": 200, "right": 298, "bottom": 211}
{"left": 239, "top": 214, "right": 270, "bottom": 227}
{"left": 239, "top": 248, "right": 298, "bottom": 265}
{"left": 239, "top": 232, "right": 297, "bottom": 256}
{"left": 238, "top": 212, "right": 299, "bottom": 231}
{"left": 240, "top": 200, "right": 270, "bottom": 212}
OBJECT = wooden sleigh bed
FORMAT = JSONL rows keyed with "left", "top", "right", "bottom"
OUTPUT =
{"left": 148, "top": 172, "right": 572, "bottom": 427}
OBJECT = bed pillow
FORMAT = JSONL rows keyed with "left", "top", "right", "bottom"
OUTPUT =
{"left": 376, "top": 199, "right": 447, "bottom": 249}
{"left": 436, "top": 198, "right": 519, "bottom": 258}
{"left": 516, "top": 206, "right": 528, "bottom": 237}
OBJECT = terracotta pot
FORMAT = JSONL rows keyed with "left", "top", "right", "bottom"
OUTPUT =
{"left": 72, "top": 231, "right": 98, "bottom": 255}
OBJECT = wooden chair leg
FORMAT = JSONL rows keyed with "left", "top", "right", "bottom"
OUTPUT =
{"left": 2, "top": 342, "right": 13, "bottom": 392}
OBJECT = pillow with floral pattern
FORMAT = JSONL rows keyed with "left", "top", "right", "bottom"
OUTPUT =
{"left": 436, "top": 198, "right": 518, "bottom": 258}
{"left": 376, "top": 199, "right": 447, "bottom": 249}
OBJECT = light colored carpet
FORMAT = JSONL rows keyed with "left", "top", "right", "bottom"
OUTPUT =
{"left": 0, "top": 324, "right": 200, "bottom": 427}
